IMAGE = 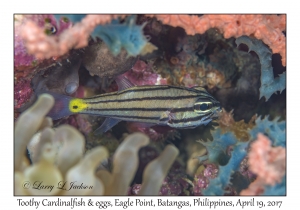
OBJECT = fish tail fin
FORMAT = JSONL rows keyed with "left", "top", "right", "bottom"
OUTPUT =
{"left": 39, "top": 92, "right": 74, "bottom": 120}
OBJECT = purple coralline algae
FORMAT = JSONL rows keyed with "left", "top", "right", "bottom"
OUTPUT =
{"left": 122, "top": 60, "right": 167, "bottom": 86}
{"left": 14, "top": 79, "right": 33, "bottom": 110}
{"left": 193, "top": 163, "right": 218, "bottom": 195}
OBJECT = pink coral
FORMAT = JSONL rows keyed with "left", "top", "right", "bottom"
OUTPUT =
{"left": 240, "top": 133, "right": 286, "bottom": 195}
{"left": 21, "top": 15, "right": 125, "bottom": 60}
{"left": 248, "top": 133, "right": 285, "bottom": 185}
{"left": 15, "top": 15, "right": 71, "bottom": 70}
{"left": 15, "top": 25, "right": 36, "bottom": 69}
{"left": 20, "top": 14, "right": 286, "bottom": 66}
{"left": 148, "top": 14, "right": 286, "bottom": 66}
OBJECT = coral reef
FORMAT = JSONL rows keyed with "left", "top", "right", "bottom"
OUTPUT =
{"left": 194, "top": 127, "right": 249, "bottom": 195}
{"left": 21, "top": 14, "right": 286, "bottom": 65}
{"left": 217, "top": 108, "right": 256, "bottom": 142}
{"left": 128, "top": 146, "right": 191, "bottom": 195}
{"left": 149, "top": 15, "right": 286, "bottom": 66}
{"left": 15, "top": 95, "right": 179, "bottom": 195}
{"left": 82, "top": 40, "right": 138, "bottom": 78}
{"left": 14, "top": 14, "right": 286, "bottom": 197}
{"left": 122, "top": 60, "right": 168, "bottom": 86}
{"left": 17, "top": 14, "right": 286, "bottom": 102}
{"left": 31, "top": 53, "right": 82, "bottom": 95}
{"left": 126, "top": 122, "right": 179, "bottom": 142}
{"left": 14, "top": 15, "right": 71, "bottom": 70}
{"left": 240, "top": 133, "right": 286, "bottom": 195}
{"left": 152, "top": 27, "right": 258, "bottom": 102}
{"left": 14, "top": 78, "right": 33, "bottom": 110}
{"left": 192, "top": 110, "right": 286, "bottom": 195}
{"left": 236, "top": 36, "right": 286, "bottom": 101}
{"left": 21, "top": 15, "right": 156, "bottom": 59}
{"left": 193, "top": 163, "right": 219, "bottom": 195}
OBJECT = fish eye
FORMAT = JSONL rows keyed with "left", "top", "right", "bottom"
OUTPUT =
{"left": 200, "top": 103, "right": 208, "bottom": 110}
{"left": 194, "top": 102, "right": 213, "bottom": 112}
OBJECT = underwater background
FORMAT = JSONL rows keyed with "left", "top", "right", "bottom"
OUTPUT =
{"left": 14, "top": 14, "right": 286, "bottom": 196}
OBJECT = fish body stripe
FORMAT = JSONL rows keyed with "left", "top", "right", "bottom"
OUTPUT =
{"left": 84, "top": 85, "right": 212, "bottom": 103}
{"left": 79, "top": 107, "right": 213, "bottom": 128}
{"left": 84, "top": 107, "right": 195, "bottom": 112}
{"left": 85, "top": 85, "right": 203, "bottom": 99}
{"left": 84, "top": 98, "right": 195, "bottom": 112}
{"left": 61, "top": 85, "right": 221, "bottom": 129}
{"left": 84, "top": 95, "right": 201, "bottom": 104}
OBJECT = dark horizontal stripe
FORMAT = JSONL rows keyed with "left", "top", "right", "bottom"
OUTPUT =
{"left": 98, "top": 114, "right": 160, "bottom": 120}
{"left": 100, "top": 110, "right": 212, "bottom": 123}
{"left": 85, "top": 95, "right": 217, "bottom": 105}
{"left": 78, "top": 110, "right": 160, "bottom": 120}
{"left": 171, "top": 112, "right": 213, "bottom": 124}
{"left": 84, "top": 85, "right": 204, "bottom": 100}
{"left": 85, "top": 86, "right": 172, "bottom": 99}
{"left": 84, "top": 95, "right": 201, "bottom": 104}
{"left": 80, "top": 109, "right": 216, "bottom": 124}
{"left": 86, "top": 106, "right": 194, "bottom": 112}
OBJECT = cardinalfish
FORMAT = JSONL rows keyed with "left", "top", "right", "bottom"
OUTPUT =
{"left": 45, "top": 77, "right": 221, "bottom": 134}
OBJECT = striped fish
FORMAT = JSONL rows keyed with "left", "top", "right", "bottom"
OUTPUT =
{"left": 46, "top": 80, "right": 221, "bottom": 134}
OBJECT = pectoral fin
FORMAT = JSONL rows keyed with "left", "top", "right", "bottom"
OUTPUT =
{"left": 159, "top": 111, "right": 169, "bottom": 122}
{"left": 94, "top": 118, "right": 122, "bottom": 135}
{"left": 159, "top": 110, "right": 176, "bottom": 124}
{"left": 115, "top": 75, "right": 135, "bottom": 91}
